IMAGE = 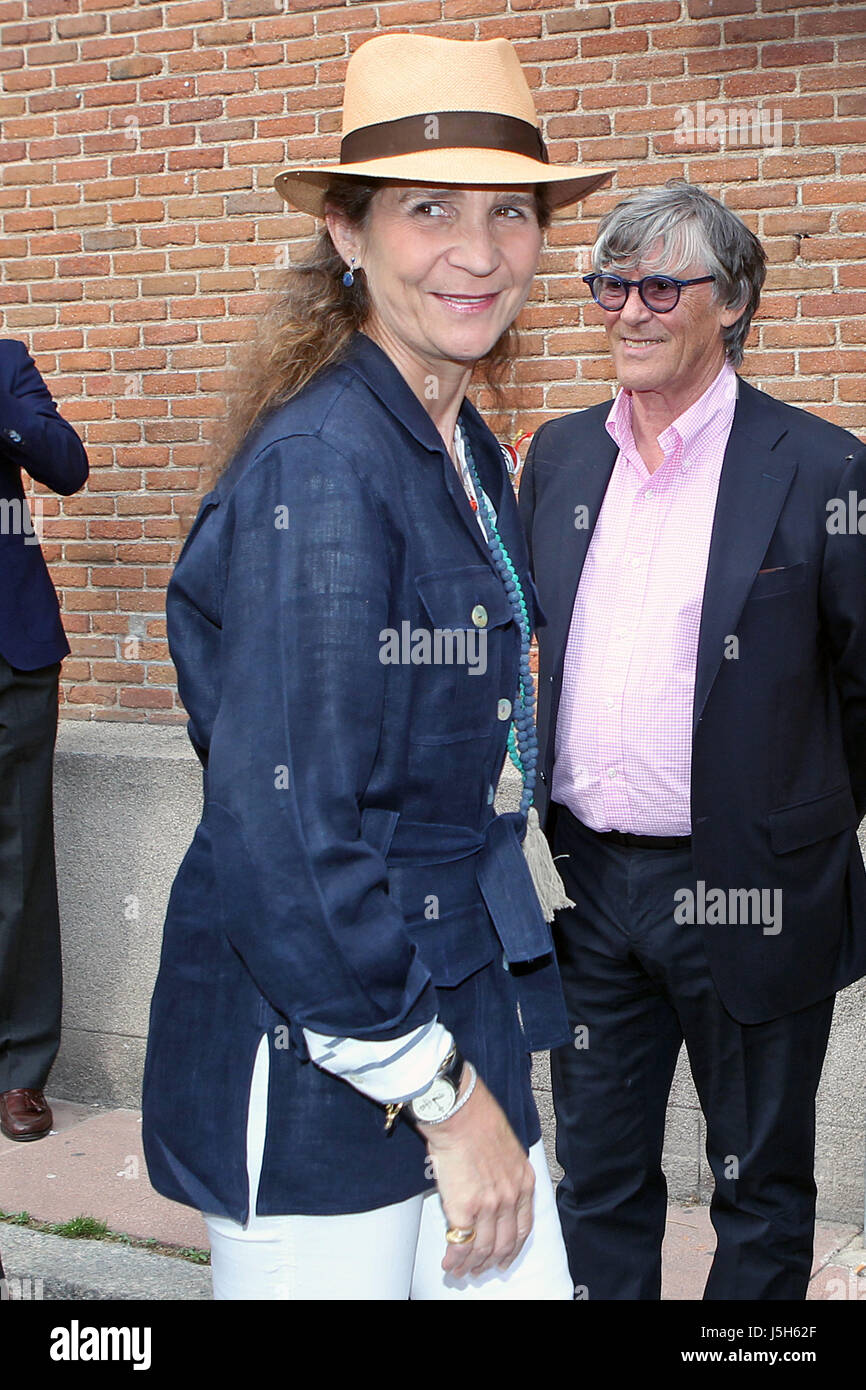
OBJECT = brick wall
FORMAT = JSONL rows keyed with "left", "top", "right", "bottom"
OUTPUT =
{"left": 1, "top": 0, "right": 863, "bottom": 720}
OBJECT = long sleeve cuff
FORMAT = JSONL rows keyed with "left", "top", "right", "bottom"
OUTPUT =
{"left": 302, "top": 1018, "right": 453, "bottom": 1105}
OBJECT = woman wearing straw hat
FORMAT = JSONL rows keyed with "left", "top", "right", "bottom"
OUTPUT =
{"left": 142, "top": 32, "right": 612, "bottom": 1299}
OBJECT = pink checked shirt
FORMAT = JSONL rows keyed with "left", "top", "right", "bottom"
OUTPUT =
{"left": 552, "top": 360, "right": 738, "bottom": 835}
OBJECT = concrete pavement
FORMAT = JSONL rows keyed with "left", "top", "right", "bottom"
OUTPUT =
{"left": 1, "top": 1096, "right": 864, "bottom": 1301}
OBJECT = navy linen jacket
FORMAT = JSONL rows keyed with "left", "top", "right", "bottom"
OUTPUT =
{"left": 0, "top": 339, "right": 88, "bottom": 670}
{"left": 519, "top": 379, "right": 866, "bottom": 1025}
{"left": 142, "top": 333, "right": 569, "bottom": 1221}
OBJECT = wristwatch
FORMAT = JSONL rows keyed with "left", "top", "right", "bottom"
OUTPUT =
{"left": 408, "top": 1044, "right": 465, "bottom": 1124}
{"left": 384, "top": 1044, "right": 465, "bottom": 1131}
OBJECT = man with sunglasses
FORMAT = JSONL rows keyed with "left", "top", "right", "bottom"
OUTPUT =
{"left": 519, "top": 180, "right": 866, "bottom": 1300}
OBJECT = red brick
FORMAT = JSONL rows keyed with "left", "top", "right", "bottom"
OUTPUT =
{"left": 838, "top": 37, "right": 866, "bottom": 62}
{"left": 137, "top": 28, "right": 196, "bottom": 53}
{"left": 120, "top": 688, "right": 174, "bottom": 709}
{"left": 615, "top": 2, "right": 680, "bottom": 23}
{"left": 801, "top": 120, "right": 866, "bottom": 147}
{"left": 724, "top": 16, "right": 794, "bottom": 43}
{"left": 721, "top": 73, "right": 795, "bottom": 99}
{"left": 799, "top": 8, "right": 866, "bottom": 37}
{"left": 581, "top": 29, "right": 648, "bottom": 56}
{"left": 1, "top": 20, "right": 52, "bottom": 41}
{"left": 615, "top": 53, "right": 683, "bottom": 79}
{"left": 762, "top": 322, "right": 836, "bottom": 348}
{"left": 109, "top": 56, "right": 162, "bottom": 81}
{"left": 652, "top": 23, "right": 720, "bottom": 49}
{"left": 763, "top": 41, "right": 835, "bottom": 68}
{"left": 546, "top": 6, "right": 611, "bottom": 32}
{"left": 688, "top": 0, "right": 754, "bottom": 14}
{"left": 763, "top": 152, "right": 836, "bottom": 180}
{"left": 801, "top": 64, "right": 866, "bottom": 94}
{"left": 57, "top": 14, "right": 106, "bottom": 37}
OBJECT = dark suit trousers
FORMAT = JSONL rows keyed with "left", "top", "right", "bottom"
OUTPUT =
{"left": 0, "top": 652, "right": 62, "bottom": 1091}
{"left": 550, "top": 805, "right": 835, "bottom": 1301}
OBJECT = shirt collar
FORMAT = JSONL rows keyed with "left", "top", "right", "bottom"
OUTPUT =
{"left": 605, "top": 359, "right": 738, "bottom": 474}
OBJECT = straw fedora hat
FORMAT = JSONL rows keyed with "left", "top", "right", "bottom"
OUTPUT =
{"left": 274, "top": 33, "right": 614, "bottom": 216}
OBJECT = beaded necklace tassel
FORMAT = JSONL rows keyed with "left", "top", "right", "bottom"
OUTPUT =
{"left": 461, "top": 429, "right": 574, "bottom": 923}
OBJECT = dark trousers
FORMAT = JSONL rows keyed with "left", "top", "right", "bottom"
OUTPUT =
{"left": 550, "top": 805, "right": 835, "bottom": 1301}
{"left": 0, "top": 652, "right": 62, "bottom": 1092}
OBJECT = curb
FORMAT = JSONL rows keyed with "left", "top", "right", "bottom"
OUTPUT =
{"left": 0, "top": 1225, "right": 211, "bottom": 1301}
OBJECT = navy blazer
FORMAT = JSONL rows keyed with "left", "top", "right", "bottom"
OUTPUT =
{"left": 0, "top": 339, "right": 88, "bottom": 670}
{"left": 519, "top": 378, "right": 866, "bottom": 1025}
{"left": 142, "top": 334, "right": 569, "bottom": 1221}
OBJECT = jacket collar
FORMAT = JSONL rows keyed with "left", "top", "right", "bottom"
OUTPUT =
{"left": 340, "top": 331, "right": 516, "bottom": 570}
{"left": 340, "top": 331, "right": 454, "bottom": 457}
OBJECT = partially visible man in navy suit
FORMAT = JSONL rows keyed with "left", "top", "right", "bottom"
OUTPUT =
{"left": 519, "top": 181, "right": 866, "bottom": 1299}
{"left": 0, "top": 339, "right": 88, "bottom": 1141}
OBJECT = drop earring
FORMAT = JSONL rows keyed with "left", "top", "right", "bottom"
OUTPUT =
{"left": 342, "top": 257, "right": 356, "bottom": 288}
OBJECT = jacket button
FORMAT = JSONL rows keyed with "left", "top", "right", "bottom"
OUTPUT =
{"left": 471, "top": 604, "right": 488, "bottom": 628}
{"left": 497, "top": 698, "right": 512, "bottom": 720}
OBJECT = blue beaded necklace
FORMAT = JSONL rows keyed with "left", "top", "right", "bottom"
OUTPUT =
{"left": 458, "top": 426, "right": 537, "bottom": 820}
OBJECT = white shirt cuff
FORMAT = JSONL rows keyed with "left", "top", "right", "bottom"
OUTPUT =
{"left": 302, "top": 1018, "right": 453, "bottom": 1105}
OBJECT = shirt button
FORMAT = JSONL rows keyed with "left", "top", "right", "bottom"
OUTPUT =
{"left": 471, "top": 604, "right": 488, "bottom": 628}
{"left": 6, "top": 428, "right": 21, "bottom": 443}
{"left": 644, "top": 489, "right": 654, "bottom": 499}
{"left": 497, "top": 698, "right": 512, "bottom": 721}
{"left": 607, "top": 767, "right": 618, "bottom": 779}
{"left": 631, "top": 556, "right": 643, "bottom": 568}
{"left": 604, "top": 697, "right": 615, "bottom": 709}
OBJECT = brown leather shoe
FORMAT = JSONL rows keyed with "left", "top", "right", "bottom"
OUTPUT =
{"left": 0, "top": 1089, "right": 53, "bottom": 1141}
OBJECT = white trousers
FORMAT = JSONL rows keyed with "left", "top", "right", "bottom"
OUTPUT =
{"left": 205, "top": 1034, "right": 572, "bottom": 1300}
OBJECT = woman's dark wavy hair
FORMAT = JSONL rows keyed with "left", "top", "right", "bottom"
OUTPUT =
{"left": 206, "top": 177, "right": 551, "bottom": 485}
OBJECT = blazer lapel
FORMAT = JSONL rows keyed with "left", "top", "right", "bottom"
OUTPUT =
{"left": 693, "top": 381, "right": 796, "bottom": 729}
{"left": 544, "top": 416, "right": 618, "bottom": 668}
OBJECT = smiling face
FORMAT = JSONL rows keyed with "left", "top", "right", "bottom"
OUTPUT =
{"left": 597, "top": 244, "right": 744, "bottom": 415}
{"left": 326, "top": 184, "right": 543, "bottom": 401}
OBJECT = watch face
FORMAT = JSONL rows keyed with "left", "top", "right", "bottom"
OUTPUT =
{"left": 412, "top": 1076, "right": 457, "bottom": 1123}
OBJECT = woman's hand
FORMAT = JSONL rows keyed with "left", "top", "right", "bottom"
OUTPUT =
{"left": 417, "top": 1071, "right": 535, "bottom": 1279}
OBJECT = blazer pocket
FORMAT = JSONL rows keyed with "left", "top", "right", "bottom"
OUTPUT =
{"left": 768, "top": 784, "right": 857, "bottom": 854}
{"left": 746, "top": 560, "right": 808, "bottom": 600}
{"left": 406, "top": 903, "right": 498, "bottom": 988}
{"left": 415, "top": 566, "right": 512, "bottom": 632}
{"left": 410, "top": 566, "right": 511, "bottom": 745}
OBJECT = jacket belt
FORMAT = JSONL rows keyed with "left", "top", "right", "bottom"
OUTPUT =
{"left": 361, "top": 807, "right": 570, "bottom": 1052}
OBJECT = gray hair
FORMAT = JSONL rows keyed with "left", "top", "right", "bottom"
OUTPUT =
{"left": 591, "top": 180, "right": 766, "bottom": 368}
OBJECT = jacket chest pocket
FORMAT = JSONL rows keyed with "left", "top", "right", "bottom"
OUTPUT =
{"left": 745, "top": 561, "right": 808, "bottom": 601}
{"left": 408, "top": 566, "right": 513, "bottom": 745}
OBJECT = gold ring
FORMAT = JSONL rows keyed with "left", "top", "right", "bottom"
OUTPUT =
{"left": 445, "top": 1226, "right": 476, "bottom": 1245}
